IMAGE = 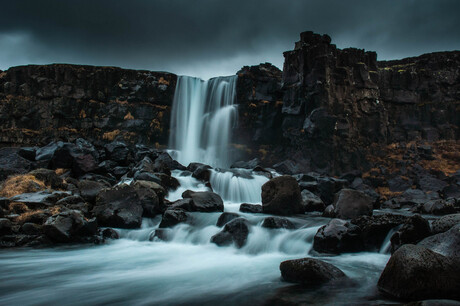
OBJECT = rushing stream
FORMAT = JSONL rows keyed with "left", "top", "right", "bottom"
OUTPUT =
{"left": 0, "top": 75, "right": 394, "bottom": 305}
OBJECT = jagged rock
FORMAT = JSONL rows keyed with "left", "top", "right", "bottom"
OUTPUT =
{"left": 43, "top": 210, "right": 97, "bottom": 242}
{"left": 17, "top": 147, "right": 36, "bottom": 161}
{"left": 211, "top": 218, "right": 249, "bottom": 248}
{"left": 333, "top": 189, "right": 373, "bottom": 219}
{"left": 156, "top": 173, "right": 180, "bottom": 190}
{"left": 10, "top": 190, "right": 70, "bottom": 209}
{"left": 191, "top": 164, "right": 212, "bottom": 182}
{"left": 378, "top": 244, "right": 460, "bottom": 300}
{"left": 280, "top": 258, "right": 347, "bottom": 285}
{"left": 159, "top": 209, "right": 188, "bottom": 228}
{"left": 261, "top": 176, "right": 303, "bottom": 215}
{"left": 317, "top": 177, "right": 348, "bottom": 205}
{"left": 313, "top": 219, "right": 363, "bottom": 254}
{"left": 216, "top": 212, "right": 240, "bottom": 227}
{"left": 391, "top": 215, "right": 431, "bottom": 253}
{"left": 131, "top": 180, "right": 164, "bottom": 217}
{"left": 301, "top": 189, "right": 325, "bottom": 212}
{"left": 35, "top": 141, "right": 62, "bottom": 161}
{"left": 133, "top": 171, "right": 162, "bottom": 184}
{"left": 93, "top": 185, "right": 143, "bottom": 228}
{"left": 231, "top": 158, "right": 260, "bottom": 169}
{"left": 78, "top": 180, "right": 110, "bottom": 203}
{"left": 431, "top": 214, "right": 460, "bottom": 234}
{"left": 262, "top": 217, "right": 295, "bottom": 229}
{"left": 0, "top": 148, "right": 34, "bottom": 181}
{"left": 239, "top": 203, "right": 263, "bottom": 213}
{"left": 104, "top": 141, "right": 130, "bottom": 165}
{"left": 182, "top": 190, "right": 224, "bottom": 212}
{"left": 418, "top": 224, "right": 460, "bottom": 260}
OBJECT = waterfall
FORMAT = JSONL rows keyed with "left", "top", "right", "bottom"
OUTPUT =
{"left": 169, "top": 75, "right": 238, "bottom": 168}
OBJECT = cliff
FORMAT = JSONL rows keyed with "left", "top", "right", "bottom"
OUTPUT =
{"left": 1, "top": 32, "right": 459, "bottom": 174}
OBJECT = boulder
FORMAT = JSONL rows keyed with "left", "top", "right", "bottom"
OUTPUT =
{"left": 261, "top": 176, "right": 303, "bottom": 215}
{"left": 35, "top": 141, "right": 62, "bottom": 161}
{"left": 280, "top": 257, "right": 347, "bottom": 286}
{"left": 261, "top": 217, "right": 295, "bottom": 229}
{"left": 418, "top": 224, "right": 460, "bottom": 260}
{"left": 78, "top": 180, "right": 110, "bottom": 203}
{"left": 322, "top": 205, "right": 335, "bottom": 218}
{"left": 313, "top": 218, "right": 363, "bottom": 254}
{"left": 378, "top": 244, "right": 460, "bottom": 300}
{"left": 102, "top": 228, "right": 119, "bottom": 240}
{"left": 191, "top": 164, "right": 212, "bottom": 182}
{"left": 216, "top": 212, "right": 240, "bottom": 227}
{"left": 104, "top": 141, "right": 130, "bottom": 165}
{"left": 182, "top": 191, "right": 224, "bottom": 212}
{"left": 43, "top": 210, "right": 97, "bottom": 242}
{"left": 333, "top": 189, "right": 373, "bottom": 220}
{"left": 0, "top": 218, "right": 13, "bottom": 235}
{"left": 231, "top": 158, "right": 260, "bottom": 169}
{"left": 93, "top": 185, "right": 143, "bottom": 228}
{"left": 21, "top": 223, "right": 42, "bottom": 235}
{"left": 418, "top": 199, "right": 456, "bottom": 215}
{"left": 29, "top": 168, "right": 66, "bottom": 189}
{"left": 301, "top": 189, "right": 325, "bottom": 212}
{"left": 211, "top": 218, "right": 249, "bottom": 248}
{"left": 239, "top": 203, "right": 263, "bottom": 213}
{"left": 159, "top": 209, "right": 189, "bottom": 228}
{"left": 317, "top": 177, "right": 348, "bottom": 205}
{"left": 431, "top": 214, "right": 460, "bottom": 234}
{"left": 131, "top": 180, "right": 164, "bottom": 217}
{"left": 391, "top": 215, "right": 431, "bottom": 253}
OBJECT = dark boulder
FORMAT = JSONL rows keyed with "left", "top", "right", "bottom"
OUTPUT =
{"left": 239, "top": 203, "right": 263, "bottom": 213}
{"left": 102, "top": 228, "right": 119, "bottom": 240}
{"left": 35, "top": 141, "right": 63, "bottom": 161}
{"left": 216, "top": 212, "right": 240, "bottom": 227}
{"left": 17, "top": 147, "right": 37, "bottom": 161}
{"left": 418, "top": 224, "right": 460, "bottom": 260}
{"left": 43, "top": 210, "right": 97, "bottom": 242}
{"left": 418, "top": 199, "right": 456, "bottom": 215}
{"left": 133, "top": 171, "right": 162, "bottom": 184}
{"left": 333, "top": 189, "right": 373, "bottom": 220}
{"left": 132, "top": 180, "right": 164, "bottom": 217}
{"left": 262, "top": 217, "right": 295, "bottom": 229}
{"left": 0, "top": 218, "right": 13, "bottom": 235}
{"left": 280, "top": 257, "right": 347, "bottom": 286}
{"left": 313, "top": 218, "right": 363, "bottom": 254}
{"left": 78, "top": 180, "right": 110, "bottom": 203}
{"left": 301, "top": 189, "right": 325, "bottom": 212}
{"left": 211, "top": 218, "right": 249, "bottom": 248}
{"left": 431, "top": 214, "right": 460, "bottom": 234}
{"left": 261, "top": 176, "right": 303, "bottom": 215}
{"left": 104, "top": 141, "right": 130, "bottom": 165}
{"left": 93, "top": 185, "right": 143, "bottom": 228}
{"left": 0, "top": 148, "right": 33, "bottom": 181}
{"left": 322, "top": 205, "right": 335, "bottom": 218}
{"left": 159, "top": 209, "right": 189, "bottom": 228}
{"left": 378, "top": 244, "right": 460, "bottom": 300}
{"left": 391, "top": 215, "right": 431, "bottom": 253}
{"left": 156, "top": 173, "right": 180, "bottom": 190}
{"left": 191, "top": 164, "right": 212, "bottom": 182}
{"left": 29, "top": 168, "right": 66, "bottom": 189}
{"left": 317, "top": 177, "right": 348, "bottom": 205}
{"left": 182, "top": 190, "right": 224, "bottom": 212}
{"left": 231, "top": 158, "right": 260, "bottom": 169}
{"left": 21, "top": 223, "right": 42, "bottom": 235}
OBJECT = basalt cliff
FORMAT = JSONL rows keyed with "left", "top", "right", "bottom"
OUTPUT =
{"left": 1, "top": 31, "right": 459, "bottom": 174}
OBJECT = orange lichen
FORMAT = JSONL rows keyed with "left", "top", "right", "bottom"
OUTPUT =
{"left": 124, "top": 112, "right": 134, "bottom": 120}
{"left": 79, "top": 109, "right": 87, "bottom": 118}
{"left": 102, "top": 129, "right": 121, "bottom": 141}
{"left": 158, "top": 77, "right": 170, "bottom": 86}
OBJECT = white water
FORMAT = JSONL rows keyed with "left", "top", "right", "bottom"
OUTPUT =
{"left": 169, "top": 75, "right": 238, "bottom": 168}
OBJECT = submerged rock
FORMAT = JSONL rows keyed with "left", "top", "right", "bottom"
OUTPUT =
{"left": 216, "top": 212, "right": 240, "bottom": 227}
{"left": 211, "top": 218, "right": 249, "bottom": 248}
{"left": 261, "top": 176, "right": 303, "bottom": 215}
{"left": 239, "top": 203, "right": 263, "bottom": 213}
{"left": 159, "top": 209, "right": 189, "bottom": 228}
{"left": 261, "top": 217, "right": 295, "bottom": 229}
{"left": 280, "top": 257, "right": 346, "bottom": 286}
{"left": 378, "top": 244, "right": 460, "bottom": 300}
{"left": 313, "top": 218, "right": 363, "bottom": 254}
{"left": 182, "top": 190, "right": 224, "bottom": 212}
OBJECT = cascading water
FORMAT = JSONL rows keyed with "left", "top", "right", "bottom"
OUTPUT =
{"left": 169, "top": 75, "right": 238, "bottom": 168}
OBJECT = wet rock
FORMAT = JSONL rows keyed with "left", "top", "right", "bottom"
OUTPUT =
{"left": 21, "top": 222, "right": 42, "bottom": 235}
{"left": 102, "top": 228, "right": 119, "bottom": 240}
{"left": 104, "top": 141, "right": 130, "bottom": 165}
{"left": 132, "top": 180, "right": 164, "bottom": 217}
{"left": 43, "top": 210, "right": 97, "bottom": 242}
{"left": 262, "top": 217, "right": 295, "bottom": 229}
{"left": 55, "top": 195, "right": 85, "bottom": 206}
{"left": 159, "top": 209, "right": 189, "bottom": 228}
{"left": 391, "top": 215, "right": 431, "bottom": 253}
{"left": 216, "top": 212, "right": 240, "bottom": 227}
{"left": 317, "top": 177, "right": 348, "bottom": 205}
{"left": 78, "top": 180, "right": 110, "bottom": 203}
{"left": 301, "top": 189, "right": 325, "bottom": 212}
{"left": 280, "top": 258, "right": 346, "bottom": 286}
{"left": 153, "top": 152, "right": 185, "bottom": 174}
{"left": 378, "top": 244, "right": 460, "bottom": 300}
{"left": 133, "top": 171, "right": 162, "bottom": 184}
{"left": 191, "top": 164, "right": 212, "bottom": 182}
{"left": 0, "top": 148, "right": 34, "bottom": 181}
{"left": 149, "top": 228, "right": 171, "bottom": 241}
{"left": 93, "top": 185, "right": 143, "bottom": 228}
{"left": 239, "top": 203, "right": 263, "bottom": 213}
{"left": 418, "top": 199, "right": 456, "bottom": 215}
{"left": 231, "top": 158, "right": 260, "bottom": 169}
{"left": 10, "top": 191, "right": 70, "bottom": 209}
{"left": 261, "top": 176, "right": 303, "bottom": 215}
{"left": 333, "top": 189, "right": 373, "bottom": 219}
{"left": 351, "top": 214, "right": 408, "bottom": 251}
{"left": 313, "top": 219, "right": 363, "bottom": 254}
{"left": 35, "top": 141, "right": 62, "bottom": 161}
{"left": 431, "top": 214, "right": 460, "bottom": 234}
{"left": 168, "top": 198, "right": 194, "bottom": 211}
{"left": 182, "top": 191, "right": 224, "bottom": 212}
{"left": 322, "top": 205, "right": 335, "bottom": 218}
{"left": 418, "top": 224, "right": 460, "bottom": 260}
{"left": 211, "top": 218, "right": 249, "bottom": 248}
{"left": 156, "top": 173, "right": 180, "bottom": 190}
{"left": 0, "top": 218, "right": 13, "bottom": 235}
{"left": 112, "top": 166, "right": 129, "bottom": 179}
{"left": 17, "top": 147, "right": 37, "bottom": 161}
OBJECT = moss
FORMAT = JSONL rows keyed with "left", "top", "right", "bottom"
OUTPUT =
{"left": 102, "top": 129, "right": 121, "bottom": 141}
{"left": 0, "top": 174, "right": 46, "bottom": 198}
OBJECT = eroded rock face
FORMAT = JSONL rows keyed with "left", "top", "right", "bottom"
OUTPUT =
{"left": 280, "top": 257, "right": 347, "bottom": 286}
{"left": 261, "top": 176, "right": 303, "bottom": 215}
{"left": 378, "top": 244, "right": 460, "bottom": 300}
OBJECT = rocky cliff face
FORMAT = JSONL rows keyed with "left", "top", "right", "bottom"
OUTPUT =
{"left": 0, "top": 64, "right": 176, "bottom": 146}
{"left": 236, "top": 32, "right": 460, "bottom": 174}
{"left": 1, "top": 32, "right": 459, "bottom": 174}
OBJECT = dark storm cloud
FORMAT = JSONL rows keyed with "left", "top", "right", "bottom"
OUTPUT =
{"left": 1, "top": 0, "right": 459, "bottom": 78}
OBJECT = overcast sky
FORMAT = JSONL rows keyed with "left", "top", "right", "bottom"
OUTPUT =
{"left": 1, "top": 0, "right": 459, "bottom": 79}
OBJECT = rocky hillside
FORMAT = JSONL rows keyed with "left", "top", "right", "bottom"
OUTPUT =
{"left": 1, "top": 31, "right": 459, "bottom": 174}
